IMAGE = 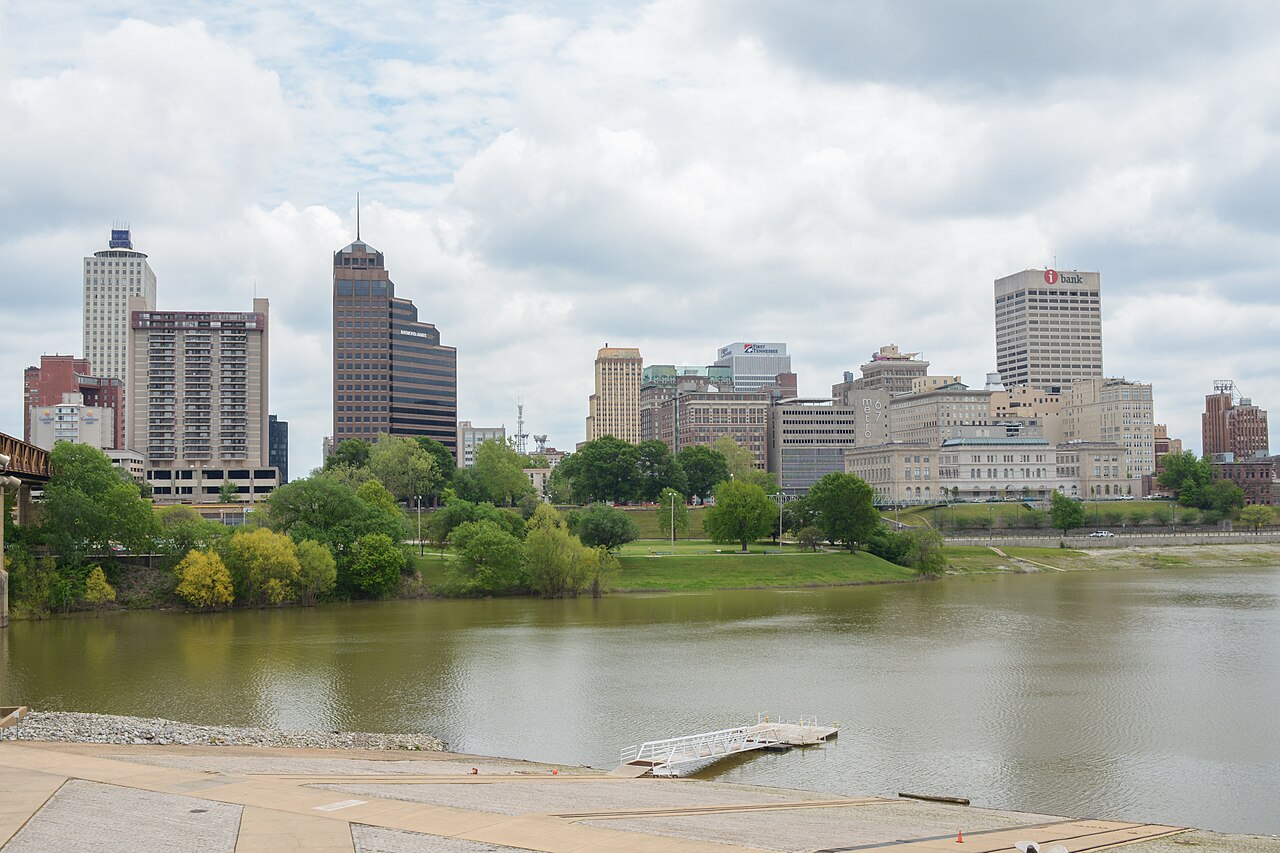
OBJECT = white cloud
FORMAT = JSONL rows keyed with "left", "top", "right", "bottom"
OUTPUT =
{"left": 2, "top": 1, "right": 1278, "bottom": 476}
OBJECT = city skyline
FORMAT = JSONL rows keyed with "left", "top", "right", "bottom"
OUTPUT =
{"left": 3, "top": 4, "right": 1279, "bottom": 474}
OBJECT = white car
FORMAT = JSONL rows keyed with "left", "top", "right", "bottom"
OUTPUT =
{"left": 1088, "top": 530, "right": 1116, "bottom": 538}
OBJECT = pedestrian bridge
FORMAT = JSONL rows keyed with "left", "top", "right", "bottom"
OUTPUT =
{"left": 614, "top": 715, "right": 838, "bottom": 776}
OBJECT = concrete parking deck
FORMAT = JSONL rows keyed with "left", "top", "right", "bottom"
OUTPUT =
{"left": 0, "top": 740, "right": 1271, "bottom": 853}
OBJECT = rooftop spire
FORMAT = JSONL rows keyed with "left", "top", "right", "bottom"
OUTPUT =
{"left": 356, "top": 192, "right": 361, "bottom": 241}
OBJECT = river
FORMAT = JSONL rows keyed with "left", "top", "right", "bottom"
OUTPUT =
{"left": 2, "top": 565, "right": 1278, "bottom": 835}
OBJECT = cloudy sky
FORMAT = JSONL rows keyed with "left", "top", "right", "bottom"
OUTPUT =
{"left": 4, "top": 1, "right": 1278, "bottom": 475}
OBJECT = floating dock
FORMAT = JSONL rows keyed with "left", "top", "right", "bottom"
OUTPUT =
{"left": 615, "top": 714, "right": 838, "bottom": 776}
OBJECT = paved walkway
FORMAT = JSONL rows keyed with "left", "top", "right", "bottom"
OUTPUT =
{"left": 0, "top": 740, "right": 1248, "bottom": 853}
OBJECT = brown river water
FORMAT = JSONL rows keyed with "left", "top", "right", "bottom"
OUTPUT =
{"left": 2, "top": 564, "right": 1278, "bottom": 835}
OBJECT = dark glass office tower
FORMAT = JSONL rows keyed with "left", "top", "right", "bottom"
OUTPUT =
{"left": 331, "top": 237, "right": 456, "bottom": 453}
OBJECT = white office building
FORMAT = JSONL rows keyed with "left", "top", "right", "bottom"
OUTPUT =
{"left": 83, "top": 227, "right": 158, "bottom": 396}
{"left": 994, "top": 269, "right": 1102, "bottom": 393}
{"left": 714, "top": 342, "right": 791, "bottom": 392}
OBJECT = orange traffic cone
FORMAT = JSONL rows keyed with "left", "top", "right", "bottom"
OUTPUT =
{"left": 956, "top": 829, "right": 964, "bottom": 843}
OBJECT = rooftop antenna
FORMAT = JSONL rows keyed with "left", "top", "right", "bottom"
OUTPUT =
{"left": 356, "top": 192, "right": 361, "bottom": 241}
{"left": 515, "top": 399, "right": 529, "bottom": 455}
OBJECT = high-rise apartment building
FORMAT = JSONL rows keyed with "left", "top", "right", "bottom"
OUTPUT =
{"left": 457, "top": 421, "right": 506, "bottom": 467}
{"left": 83, "top": 228, "right": 157, "bottom": 441}
{"left": 23, "top": 355, "right": 123, "bottom": 448}
{"left": 832, "top": 344, "right": 929, "bottom": 403}
{"left": 652, "top": 390, "right": 772, "bottom": 468}
{"left": 994, "top": 269, "right": 1102, "bottom": 392}
{"left": 269, "top": 415, "right": 289, "bottom": 484}
{"left": 128, "top": 298, "right": 277, "bottom": 502}
{"left": 585, "top": 346, "right": 642, "bottom": 443}
{"left": 1061, "top": 377, "right": 1155, "bottom": 478}
{"left": 714, "top": 343, "right": 790, "bottom": 392}
{"left": 331, "top": 236, "right": 458, "bottom": 452}
{"left": 639, "top": 365, "right": 733, "bottom": 443}
{"left": 1202, "top": 381, "right": 1269, "bottom": 459}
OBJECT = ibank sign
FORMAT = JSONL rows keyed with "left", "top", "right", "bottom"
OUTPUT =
{"left": 1043, "top": 269, "right": 1085, "bottom": 285}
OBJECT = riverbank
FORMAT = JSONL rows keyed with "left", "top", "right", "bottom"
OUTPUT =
{"left": 1, "top": 732, "right": 1274, "bottom": 851}
{"left": 12, "top": 711, "right": 446, "bottom": 751}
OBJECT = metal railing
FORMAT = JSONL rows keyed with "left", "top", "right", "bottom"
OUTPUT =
{"left": 620, "top": 724, "right": 782, "bottom": 769}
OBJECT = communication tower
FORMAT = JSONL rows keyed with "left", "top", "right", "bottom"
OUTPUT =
{"left": 514, "top": 400, "right": 529, "bottom": 455}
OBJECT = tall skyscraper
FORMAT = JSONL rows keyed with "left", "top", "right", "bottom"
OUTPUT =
{"left": 1202, "top": 381, "right": 1269, "bottom": 459}
{"left": 269, "top": 414, "right": 289, "bottom": 484}
{"left": 585, "top": 346, "right": 642, "bottom": 443}
{"left": 331, "top": 235, "right": 457, "bottom": 451}
{"left": 714, "top": 342, "right": 791, "bottom": 392}
{"left": 128, "top": 297, "right": 277, "bottom": 502}
{"left": 994, "top": 269, "right": 1102, "bottom": 392}
{"left": 83, "top": 227, "right": 157, "bottom": 439}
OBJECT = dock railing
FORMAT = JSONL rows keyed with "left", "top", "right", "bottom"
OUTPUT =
{"left": 620, "top": 723, "right": 782, "bottom": 769}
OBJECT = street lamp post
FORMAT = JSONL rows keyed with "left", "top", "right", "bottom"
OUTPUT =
{"left": 669, "top": 491, "right": 676, "bottom": 549}
{"left": 416, "top": 494, "right": 424, "bottom": 557}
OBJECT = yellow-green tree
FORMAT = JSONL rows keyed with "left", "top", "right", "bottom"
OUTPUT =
{"left": 1239, "top": 504, "right": 1276, "bottom": 533}
{"left": 226, "top": 527, "right": 300, "bottom": 606}
{"left": 83, "top": 566, "right": 116, "bottom": 613}
{"left": 295, "top": 539, "right": 337, "bottom": 605}
{"left": 175, "top": 550, "right": 234, "bottom": 610}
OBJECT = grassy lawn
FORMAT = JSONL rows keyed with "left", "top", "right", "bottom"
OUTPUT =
{"left": 896, "top": 499, "right": 1176, "bottom": 529}
{"left": 619, "top": 505, "right": 708, "bottom": 538}
{"left": 617, "top": 539, "right": 800, "bottom": 557}
{"left": 410, "top": 551, "right": 456, "bottom": 587}
{"left": 614, "top": 548, "right": 914, "bottom": 591}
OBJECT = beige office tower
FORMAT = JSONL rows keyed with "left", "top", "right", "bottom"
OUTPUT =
{"left": 1061, "top": 377, "right": 1155, "bottom": 478}
{"left": 127, "top": 297, "right": 277, "bottom": 503}
{"left": 994, "top": 269, "right": 1102, "bottom": 392}
{"left": 83, "top": 228, "right": 158, "bottom": 442}
{"left": 585, "top": 346, "right": 642, "bottom": 443}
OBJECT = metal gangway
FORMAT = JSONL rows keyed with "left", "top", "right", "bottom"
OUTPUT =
{"left": 615, "top": 714, "right": 837, "bottom": 777}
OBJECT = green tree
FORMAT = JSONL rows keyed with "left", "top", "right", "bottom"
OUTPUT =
{"left": 326, "top": 438, "right": 371, "bottom": 470}
{"left": 323, "top": 464, "right": 376, "bottom": 491}
{"left": 1050, "top": 491, "right": 1086, "bottom": 535}
{"left": 448, "top": 520, "right": 526, "bottom": 594}
{"left": 1158, "top": 451, "right": 1214, "bottom": 506}
{"left": 677, "top": 445, "right": 730, "bottom": 503}
{"left": 266, "top": 474, "right": 407, "bottom": 566}
{"left": 156, "top": 505, "right": 227, "bottom": 568}
{"left": 522, "top": 504, "right": 592, "bottom": 597}
{"left": 583, "top": 545, "right": 621, "bottom": 598}
{"left": 713, "top": 436, "right": 757, "bottom": 481}
{"left": 1239, "top": 504, "right": 1276, "bottom": 532}
{"left": 219, "top": 481, "right": 240, "bottom": 503}
{"left": 636, "top": 440, "right": 687, "bottom": 502}
{"left": 655, "top": 488, "right": 690, "bottom": 540}
{"left": 1151, "top": 505, "right": 1174, "bottom": 527}
{"left": 474, "top": 440, "right": 536, "bottom": 506}
{"left": 1203, "top": 480, "right": 1245, "bottom": 515}
{"left": 704, "top": 480, "right": 775, "bottom": 552}
{"left": 226, "top": 527, "right": 301, "bottom": 605}
{"left": 82, "top": 566, "right": 116, "bottom": 613}
{"left": 41, "top": 442, "right": 158, "bottom": 565}
{"left": 355, "top": 479, "right": 401, "bottom": 516}
{"left": 295, "top": 539, "right": 338, "bottom": 604}
{"left": 796, "top": 526, "right": 824, "bottom": 551}
{"left": 1128, "top": 509, "right": 1149, "bottom": 526}
{"left": 560, "top": 437, "right": 642, "bottom": 504}
{"left": 571, "top": 503, "right": 640, "bottom": 551}
{"left": 412, "top": 437, "right": 456, "bottom": 492}
{"left": 369, "top": 434, "right": 441, "bottom": 504}
{"left": 902, "top": 529, "right": 946, "bottom": 575}
{"left": 806, "top": 472, "right": 879, "bottom": 552}
{"left": 174, "top": 550, "right": 235, "bottom": 610}
{"left": 348, "top": 532, "right": 406, "bottom": 598}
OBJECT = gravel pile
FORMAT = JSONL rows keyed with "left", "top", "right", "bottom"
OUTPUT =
{"left": 11, "top": 711, "right": 446, "bottom": 752}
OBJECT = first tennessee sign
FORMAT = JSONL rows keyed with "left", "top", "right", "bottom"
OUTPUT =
{"left": 1043, "top": 269, "right": 1084, "bottom": 285}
